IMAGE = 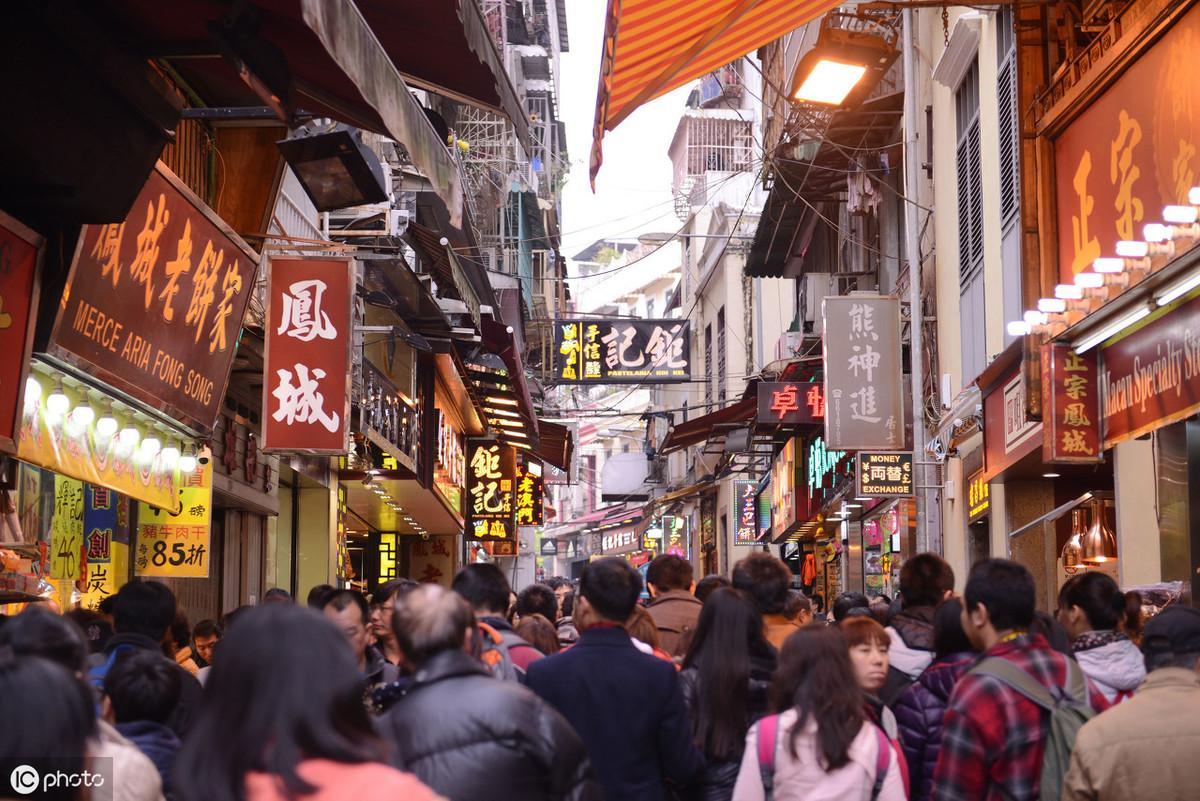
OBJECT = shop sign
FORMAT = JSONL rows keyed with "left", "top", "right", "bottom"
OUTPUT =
{"left": 49, "top": 163, "right": 259, "bottom": 432}
{"left": 80, "top": 484, "right": 130, "bottom": 611}
{"left": 1042, "top": 343, "right": 1103, "bottom": 463}
{"left": 540, "top": 538, "right": 557, "bottom": 556}
{"left": 822, "top": 296, "right": 904, "bottom": 449}
{"left": 50, "top": 475, "right": 85, "bottom": 581}
{"left": 602, "top": 525, "right": 640, "bottom": 555}
{"left": 410, "top": 535, "right": 454, "bottom": 585}
{"left": 770, "top": 437, "right": 799, "bottom": 540}
{"left": 484, "top": 539, "right": 517, "bottom": 556}
{"left": 806, "top": 435, "right": 853, "bottom": 517}
{"left": 1054, "top": 4, "right": 1200, "bottom": 285}
{"left": 663, "top": 514, "right": 689, "bottom": 558}
{"left": 262, "top": 256, "right": 353, "bottom": 454}
{"left": 733, "top": 480, "right": 758, "bottom": 545}
{"left": 983, "top": 363, "right": 1042, "bottom": 480}
{"left": 554, "top": 319, "right": 691, "bottom": 383}
{"left": 756, "top": 382, "right": 825, "bottom": 425}
{"left": 434, "top": 410, "right": 465, "bottom": 516}
{"left": 135, "top": 459, "right": 212, "bottom": 578}
{"left": 0, "top": 211, "right": 43, "bottom": 453}
{"left": 856, "top": 452, "right": 914, "bottom": 497}
{"left": 377, "top": 532, "right": 398, "bottom": 585}
{"left": 515, "top": 463, "right": 545, "bottom": 526}
{"left": 1003, "top": 372, "right": 1040, "bottom": 453}
{"left": 1101, "top": 292, "right": 1200, "bottom": 447}
{"left": 756, "top": 484, "right": 772, "bottom": 542}
{"left": 465, "top": 439, "right": 516, "bottom": 541}
{"left": 967, "top": 470, "right": 990, "bottom": 523}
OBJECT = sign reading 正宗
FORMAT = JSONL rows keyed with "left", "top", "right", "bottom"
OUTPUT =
{"left": 262, "top": 256, "right": 353, "bottom": 454}
{"left": 554, "top": 319, "right": 690, "bottom": 383}
{"left": 856, "top": 452, "right": 914, "bottom": 497}
{"left": 0, "top": 210, "right": 43, "bottom": 454}
{"left": 466, "top": 439, "right": 516, "bottom": 541}
{"left": 822, "top": 296, "right": 904, "bottom": 450}
{"left": 967, "top": 470, "right": 989, "bottom": 523}
{"left": 733, "top": 480, "right": 759, "bottom": 545}
{"left": 756, "top": 382, "right": 825, "bottom": 426}
{"left": 49, "top": 162, "right": 260, "bottom": 433}
{"left": 515, "top": 462, "right": 545, "bottom": 527}
{"left": 135, "top": 458, "right": 213, "bottom": 578}
{"left": 1042, "top": 343, "right": 1103, "bottom": 463}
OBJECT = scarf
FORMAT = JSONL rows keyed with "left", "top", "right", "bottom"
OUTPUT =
{"left": 1072, "top": 629, "right": 1125, "bottom": 653}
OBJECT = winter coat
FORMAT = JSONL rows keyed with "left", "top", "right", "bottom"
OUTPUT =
{"left": 91, "top": 633, "right": 205, "bottom": 740}
{"left": 91, "top": 720, "right": 166, "bottom": 801}
{"left": 377, "top": 648, "right": 601, "bottom": 801}
{"left": 678, "top": 652, "right": 776, "bottom": 801}
{"left": 244, "top": 759, "right": 443, "bottom": 801}
{"left": 647, "top": 590, "right": 703, "bottom": 657}
{"left": 557, "top": 616, "right": 580, "bottom": 647}
{"left": 880, "top": 607, "right": 936, "bottom": 705}
{"left": 115, "top": 720, "right": 181, "bottom": 797}
{"left": 892, "top": 651, "right": 975, "bottom": 801}
{"left": 1072, "top": 635, "right": 1146, "bottom": 704}
{"left": 762, "top": 614, "right": 801, "bottom": 651}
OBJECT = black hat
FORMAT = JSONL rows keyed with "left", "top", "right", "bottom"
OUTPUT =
{"left": 1141, "top": 605, "right": 1200, "bottom": 658}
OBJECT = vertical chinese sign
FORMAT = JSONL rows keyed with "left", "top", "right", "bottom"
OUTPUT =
{"left": 50, "top": 475, "right": 84, "bottom": 581}
{"left": 822, "top": 296, "right": 904, "bottom": 450}
{"left": 465, "top": 439, "right": 516, "bottom": 541}
{"left": 80, "top": 484, "right": 129, "bottom": 610}
{"left": 136, "top": 459, "right": 213, "bottom": 578}
{"left": 514, "top": 463, "right": 545, "bottom": 527}
{"left": 733, "top": 480, "right": 758, "bottom": 545}
{"left": 1042, "top": 343, "right": 1102, "bottom": 463}
{"left": 262, "top": 257, "right": 353, "bottom": 454}
{"left": 554, "top": 319, "right": 691, "bottom": 383}
{"left": 0, "top": 211, "right": 42, "bottom": 454}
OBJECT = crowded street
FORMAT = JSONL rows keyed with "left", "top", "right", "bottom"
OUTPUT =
{"left": 3, "top": 1, "right": 1200, "bottom": 800}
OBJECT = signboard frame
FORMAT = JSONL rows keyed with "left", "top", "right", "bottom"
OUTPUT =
{"left": 465, "top": 438, "right": 517, "bottom": 542}
{"left": 856, "top": 452, "right": 915, "bottom": 497}
{"left": 822, "top": 295, "right": 905, "bottom": 450}
{"left": 553, "top": 318, "right": 691, "bottom": 384}
{"left": 0, "top": 209, "right": 43, "bottom": 454}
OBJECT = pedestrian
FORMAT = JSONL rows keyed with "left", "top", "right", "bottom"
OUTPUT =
{"left": 679, "top": 588, "right": 776, "bottom": 801}
{"left": 695, "top": 574, "right": 731, "bottom": 603}
{"left": 191, "top": 619, "right": 221, "bottom": 668}
{"left": 527, "top": 557, "right": 703, "bottom": 801}
{"left": 731, "top": 626, "right": 905, "bottom": 801}
{"left": 546, "top": 576, "right": 573, "bottom": 619}
{"left": 516, "top": 613, "right": 562, "bottom": 655}
{"left": 306, "top": 584, "right": 335, "bottom": 610}
{"left": 731, "top": 552, "right": 798, "bottom": 650}
{"left": 452, "top": 563, "right": 544, "bottom": 680}
{"left": 782, "top": 591, "right": 814, "bottom": 627}
{"left": 1056, "top": 572, "right": 1145, "bottom": 703}
{"left": 321, "top": 590, "right": 399, "bottom": 698}
{"left": 1063, "top": 605, "right": 1200, "bottom": 801}
{"left": 645, "top": 554, "right": 703, "bottom": 657}
{"left": 515, "top": 583, "right": 560, "bottom": 626}
{"left": 627, "top": 605, "right": 676, "bottom": 664}
{"left": 869, "top": 595, "right": 893, "bottom": 625}
{"left": 881, "top": 554, "right": 956, "bottom": 704}
{"left": 377, "top": 584, "right": 600, "bottom": 801}
{"left": 65, "top": 607, "right": 113, "bottom": 654}
{"left": 841, "top": 616, "right": 900, "bottom": 740}
{"left": 932, "top": 559, "right": 1108, "bottom": 801}
{"left": 557, "top": 590, "right": 580, "bottom": 646}
{"left": 832, "top": 591, "right": 871, "bottom": 623}
{"left": 370, "top": 578, "right": 420, "bottom": 670}
{"left": 262, "top": 587, "right": 292, "bottom": 604}
{"left": 893, "top": 598, "right": 977, "bottom": 801}
{"left": 174, "top": 605, "right": 440, "bottom": 801}
{"left": 169, "top": 611, "right": 199, "bottom": 676}
{"left": 103, "top": 650, "right": 182, "bottom": 798}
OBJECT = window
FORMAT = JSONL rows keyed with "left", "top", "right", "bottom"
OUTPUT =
{"left": 997, "top": 7, "right": 1023, "bottom": 344}
{"left": 704, "top": 323, "right": 713, "bottom": 408}
{"left": 956, "top": 59, "right": 986, "bottom": 381}
{"left": 716, "top": 307, "right": 727, "bottom": 403}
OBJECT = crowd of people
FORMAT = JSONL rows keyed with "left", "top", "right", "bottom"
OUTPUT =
{"left": 2, "top": 551, "right": 1200, "bottom": 801}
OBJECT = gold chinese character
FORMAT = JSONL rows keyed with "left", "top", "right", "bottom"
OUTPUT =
{"left": 159, "top": 220, "right": 192, "bottom": 322}
{"left": 1110, "top": 110, "right": 1144, "bottom": 241}
{"left": 1061, "top": 429, "right": 1093, "bottom": 455}
{"left": 1064, "top": 374, "right": 1088, "bottom": 401}
{"left": 1064, "top": 352, "right": 1088, "bottom": 372}
{"left": 185, "top": 241, "right": 222, "bottom": 344}
{"left": 208, "top": 260, "right": 242, "bottom": 354}
{"left": 90, "top": 223, "right": 126, "bottom": 288}
{"left": 129, "top": 194, "right": 170, "bottom": 309}
{"left": 885, "top": 466, "right": 903, "bottom": 482}
{"left": 1070, "top": 151, "right": 1101, "bottom": 274}
{"left": 0, "top": 295, "right": 11, "bottom": 330}
{"left": 1173, "top": 140, "right": 1196, "bottom": 204}
{"left": 1062, "top": 402, "right": 1091, "bottom": 427}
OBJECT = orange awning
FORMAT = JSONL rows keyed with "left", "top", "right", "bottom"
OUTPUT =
{"left": 590, "top": 0, "right": 840, "bottom": 184}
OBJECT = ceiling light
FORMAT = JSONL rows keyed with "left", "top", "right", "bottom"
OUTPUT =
{"left": 179, "top": 446, "right": 197, "bottom": 474}
{"left": 1037, "top": 298, "right": 1066, "bottom": 313}
{"left": 46, "top": 381, "right": 70, "bottom": 417}
{"left": 486, "top": 396, "right": 519, "bottom": 407}
{"left": 1074, "top": 305, "right": 1151, "bottom": 353}
{"left": 1042, "top": 472, "right": 1060, "bottom": 478}
{"left": 1157, "top": 270, "right": 1200, "bottom": 307}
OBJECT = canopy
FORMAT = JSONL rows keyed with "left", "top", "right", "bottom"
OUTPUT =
{"left": 590, "top": 0, "right": 840, "bottom": 183}
{"left": 659, "top": 396, "right": 755, "bottom": 454}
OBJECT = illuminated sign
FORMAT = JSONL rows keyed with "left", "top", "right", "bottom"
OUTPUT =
{"left": 756, "top": 382, "right": 825, "bottom": 425}
{"left": 554, "top": 319, "right": 691, "bottom": 384}
{"left": 770, "top": 438, "right": 799, "bottom": 541}
{"left": 967, "top": 470, "right": 990, "bottom": 523}
{"left": 856, "top": 452, "right": 915, "bottom": 497}
{"left": 465, "top": 439, "right": 516, "bottom": 541}
{"left": 807, "top": 436, "right": 847, "bottom": 492}
{"left": 601, "top": 526, "right": 640, "bottom": 554}
{"left": 733, "top": 480, "right": 758, "bottom": 545}
{"left": 515, "top": 462, "right": 545, "bottom": 526}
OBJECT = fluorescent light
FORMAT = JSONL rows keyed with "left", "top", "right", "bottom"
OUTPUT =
{"left": 489, "top": 408, "right": 521, "bottom": 419}
{"left": 1115, "top": 240, "right": 1149, "bottom": 258}
{"left": 1043, "top": 472, "right": 1061, "bottom": 478}
{"left": 503, "top": 430, "right": 529, "bottom": 439}
{"left": 1023, "top": 310, "right": 1048, "bottom": 326}
{"left": 1163, "top": 205, "right": 1198, "bottom": 224}
{"left": 1007, "top": 321, "right": 1031, "bottom": 336}
{"left": 1038, "top": 298, "right": 1067, "bottom": 313}
{"left": 1055, "top": 284, "right": 1084, "bottom": 300}
{"left": 1074, "top": 272, "right": 1105, "bottom": 288}
{"left": 1156, "top": 270, "right": 1200, "bottom": 307}
{"left": 793, "top": 59, "right": 868, "bottom": 105}
{"left": 1092, "top": 257, "right": 1125, "bottom": 273}
{"left": 1074, "top": 305, "right": 1151, "bottom": 353}
{"left": 485, "top": 396, "right": 519, "bottom": 407}
{"left": 489, "top": 418, "right": 524, "bottom": 428}
{"left": 1144, "top": 223, "right": 1171, "bottom": 243}
{"left": 1190, "top": 187, "right": 1200, "bottom": 205}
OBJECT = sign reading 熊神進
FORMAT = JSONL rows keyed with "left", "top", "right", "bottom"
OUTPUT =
{"left": 856, "top": 452, "right": 914, "bottom": 497}
{"left": 515, "top": 462, "right": 545, "bottom": 527}
{"left": 756, "top": 382, "right": 825, "bottom": 425}
{"left": 135, "top": 458, "right": 213, "bottom": 578}
{"left": 554, "top": 319, "right": 690, "bottom": 383}
{"left": 1042, "top": 343, "right": 1103, "bottom": 463}
{"left": 0, "top": 210, "right": 43, "bottom": 454}
{"left": 262, "top": 256, "right": 353, "bottom": 454}
{"left": 733, "top": 480, "right": 759, "bottom": 545}
{"left": 466, "top": 439, "right": 516, "bottom": 541}
{"left": 49, "top": 163, "right": 260, "bottom": 433}
{"left": 822, "top": 296, "right": 904, "bottom": 450}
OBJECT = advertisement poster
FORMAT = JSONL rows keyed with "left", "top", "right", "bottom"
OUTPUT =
{"left": 135, "top": 459, "right": 212, "bottom": 578}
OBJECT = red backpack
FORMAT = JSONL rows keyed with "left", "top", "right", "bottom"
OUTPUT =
{"left": 756, "top": 713, "right": 893, "bottom": 801}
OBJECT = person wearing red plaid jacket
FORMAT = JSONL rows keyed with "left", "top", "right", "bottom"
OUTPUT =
{"left": 931, "top": 560, "right": 1109, "bottom": 801}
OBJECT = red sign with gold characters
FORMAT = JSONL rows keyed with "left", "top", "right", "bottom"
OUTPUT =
{"left": 514, "top": 462, "right": 544, "bottom": 527}
{"left": 49, "top": 163, "right": 259, "bottom": 432}
{"left": 756, "top": 382, "right": 825, "bottom": 425}
{"left": 1042, "top": 343, "right": 1103, "bottom": 463}
{"left": 0, "top": 210, "right": 43, "bottom": 453}
{"left": 262, "top": 256, "right": 353, "bottom": 454}
{"left": 466, "top": 439, "right": 517, "bottom": 541}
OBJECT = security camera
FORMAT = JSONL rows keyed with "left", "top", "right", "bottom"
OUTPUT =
{"left": 198, "top": 454, "right": 210, "bottom": 466}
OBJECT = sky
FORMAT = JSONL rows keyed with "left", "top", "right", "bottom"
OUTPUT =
{"left": 557, "top": 0, "right": 693, "bottom": 267}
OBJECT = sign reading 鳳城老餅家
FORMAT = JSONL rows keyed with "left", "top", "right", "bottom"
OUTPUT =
{"left": 856, "top": 452, "right": 914, "bottom": 497}
{"left": 0, "top": 210, "right": 43, "bottom": 454}
{"left": 554, "top": 319, "right": 690, "bottom": 383}
{"left": 756, "top": 382, "right": 825, "bottom": 425}
{"left": 733, "top": 480, "right": 759, "bottom": 545}
{"left": 466, "top": 439, "right": 517, "bottom": 541}
{"left": 1042, "top": 343, "right": 1103, "bottom": 464}
{"left": 262, "top": 256, "right": 354, "bottom": 454}
{"left": 822, "top": 296, "right": 904, "bottom": 450}
{"left": 49, "top": 162, "right": 260, "bottom": 433}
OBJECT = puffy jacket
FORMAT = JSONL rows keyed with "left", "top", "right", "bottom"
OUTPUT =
{"left": 678, "top": 652, "right": 775, "bottom": 801}
{"left": 377, "top": 648, "right": 601, "bottom": 801}
{"left": 892, "top": 651, "right": 975, "bottom": 801}
{"left": 1072, "top": 635, "right": 1145, "bottom": 704}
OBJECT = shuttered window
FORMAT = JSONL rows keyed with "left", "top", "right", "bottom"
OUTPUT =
{"left": 997, "top": 9, "right": 1020, "bottom": 226}
{"left": 716, "top": 307, "right": 727, "bottom": 403}
{"left": 956, "top": 61, "right": 983, "bottom": 287}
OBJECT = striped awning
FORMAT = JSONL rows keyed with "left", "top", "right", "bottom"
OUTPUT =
{"left": 590, "top": 0, "right": 840, "bottom": 184}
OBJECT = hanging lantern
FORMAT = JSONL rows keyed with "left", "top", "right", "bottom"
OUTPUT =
{"left": 1081, "top": 500, "right": 1118, "bottom": 564}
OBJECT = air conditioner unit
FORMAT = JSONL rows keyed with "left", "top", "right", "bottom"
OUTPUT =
{"left": 775, "top": 330, "right": 805, "bottom": 361}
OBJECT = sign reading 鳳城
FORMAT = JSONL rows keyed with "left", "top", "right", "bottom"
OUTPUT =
{"left": 0, "top": 210, "right": 42, "bottom": 454}
{"left": 856, "top": 452, "right": 915, "bottom": 497}
{"left": 515, "top": 463, "right": 545, "bottom": 527}
{"left": 554, "top": 319, "right": 690, "bottom": 383}
{"left": 262, "top": 257, "right": 353, "bottom": 454}
{"left": 967, "top": 470, "right": 990, "bottom": 523}
{"left": 465, "top": 439, "right": 516, "bottom": 541}
{"left": 49, "top": 163, "right": 260, "bottom": 433}
{"left": 733, "top": 480, "right": 758, "bottom": 545}
{"left": 756, "top": 382, "right": 825, "bottom": 425}
{"left": 135, "top": 458, "right": 213, "bottom": 578}
{"left": 822, "top": 296, "right": 904, "bottom": 450}
{"left": 1042, "top": 343, "right": 1103, "bottom": 463}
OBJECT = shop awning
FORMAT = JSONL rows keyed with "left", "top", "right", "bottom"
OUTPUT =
{"left": 646, "top": 480, "right": 709, "bottom": 511}
{"left": 660, "top": 396, "right": 756, "bottom": 454}
{"left": 590, "top": 0, "right": 841, "bottom": 184}
{"left": 535, "top": 420, "right": 574, "bottom": 474}
{"left": 405, "top": 221, "right": 463, "bottom": 302}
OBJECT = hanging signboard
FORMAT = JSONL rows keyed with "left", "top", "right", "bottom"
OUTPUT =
{"left": 465, "top": 439, "right": 516, "bottom": 541}
{"left": 554, "top": 319, "right": 691, "bottom": 383}
{"left": 48, "top": 162, "right": 260, "bottom": 433}
{"left": 770, "top": 437, "right": 800, "bottom": 541}
{"left": 50, "top": 475, "right": 85, "bottom": 581}
{"left": 733, "top": 480, "right": 759, "bottom": 545}
{"left": 0, "top": 211, "right": 43, "bottom": 454}
{"left": 856, "top": 452, "right": 915, "bottom": 497}
{"left": 540, "top": 538, "right": 558, "bottom": 556}
{"left": 262, "top": 256, "right": 353, "bottom": 454}
{"left": 756, "top": 382, "right": 825, "bottom": 425}
{"left": 822, "top": 296, "right": 904, "bottom": 450}
{"left": 601, "top": 525, "right": 640, "bottom": 555}
{"left": 1042, "top": 343, "right": 1103, "bottom": 463}
{"left": 135, "top": 458, "right": 213, "bottom": 578}
{"left": 80, "top": 484, "right": 130, "bottom": 611}
{"left": 967, "top": 470, "right": 990, "bottom": 523}
{"left": 515, "top": 463, "right": 545, "bottom": 526}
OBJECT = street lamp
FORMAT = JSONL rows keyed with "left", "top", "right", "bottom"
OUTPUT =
{"left": 277, "top": 123, "right": 389, "bottom": 212}
{"left": 789, "top": 12, "right": 899, "bottom": 107}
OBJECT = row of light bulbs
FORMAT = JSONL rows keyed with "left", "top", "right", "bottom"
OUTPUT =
{"left": 366, "top": 474, "right": 427, "bottom": 535}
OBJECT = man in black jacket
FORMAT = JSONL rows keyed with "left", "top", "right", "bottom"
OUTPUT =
{"left": 378, "top": 584, "right": 600, "bottom": 801}
{"left": 527, "top": 558, "right": 703, "bottom": 801}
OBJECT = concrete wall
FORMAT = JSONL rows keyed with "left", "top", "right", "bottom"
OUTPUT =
{"left": 1115, "top": 438, "right": 1162, "bottom": 586}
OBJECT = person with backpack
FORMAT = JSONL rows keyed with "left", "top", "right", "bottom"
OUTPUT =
{"left": 1056, "top": 573, "right": 1145, "bottom": 704}
{"left": 452, "top": 563, "right": 544, "bottom": 681}
{"left": 932, "top": 559, "right": 1109, "bottom": 801}
{"left": 880, "top": 553, "right": 955, "bottom": 705}
{"left": 841, "top": 617, "right": 902, "bottom": 742}
{"left": 731, "top": 625, "right": 905, "bottom": 801}
{"left": 645, "top": 554, "right": 703, "bottom": 657}
{"left": 732, "top": 553, "right": 799, "bottom": 650}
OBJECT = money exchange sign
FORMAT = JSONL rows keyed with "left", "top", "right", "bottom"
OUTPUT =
{"left": 822, "top": 296, "right": 904, "bottom": 450}
{"left": 856, "top": 452, "right": 915, "bottom": 497}
{"left": 554, "top": 319, "right": 690, "bottom": 383}
{"left": 136, "top": 459, "right": 213, "bottom": 578}
{"left": 466, "top": 439, "right": 516, "bottom": 541}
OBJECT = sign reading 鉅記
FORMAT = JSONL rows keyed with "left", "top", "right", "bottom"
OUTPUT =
{"left": 554, "top": 319, "right": 690, "bottom": 383}
{"left": 465, "top": 439, "right": 517, "bottom": 541}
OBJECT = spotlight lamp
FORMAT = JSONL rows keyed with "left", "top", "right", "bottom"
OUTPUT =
{"left": 789, "top": 12, "right": 899, "bottom": 107}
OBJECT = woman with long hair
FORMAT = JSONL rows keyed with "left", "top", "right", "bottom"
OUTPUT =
{"left": 732, "top": 626, "right": 904, "bottom": 800}
{"left": 1057, "top": 572, "right": 1145, "bottom": 703}
{"left": 174, "top": 604, "right": 440, "bottom": 801}
{"left": 840, "top": 617, "right": 899, "bottom": 740}
{"left": 679, "top": 588, "right": 776, "bottom": 801}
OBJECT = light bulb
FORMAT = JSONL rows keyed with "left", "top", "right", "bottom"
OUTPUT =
{"left": 1007, "top": 321, "right": 1032, "bottom": 336}
{"left": 95, "top": 411, "right": 118, "bottom": 439}
{"left": 1115, "top": 240, "right": 1149, "bottom": 258}
{"left": 24, "top": 376, "right": 41, "bottom": 404}
{"left": 1144, "top": 223, "right": 1171, "bottom": 243}
{"left": 1037, "top": 298, "right": 1066, "bottom": 313}
{"left": 140, "top": 436, "right": 162, "bottom": 457}
{"left": 119, "top": 425, "right": 140, "bottom": 448}
{"left": 1163, "top": 205, "right": 1198, "bottom": 224}
{"left": 1023, "top": 310, "right": 1047, "bottom": 326}
{"left": 1074, "top": 272, "right": 1105, "bottom": 289}
{"left": 71, "top": 404, "right": 95, "bottom": 427}
{"left": 46, "top": 382, "right": 70, "bottom": 417}
{"left": 160, "top": 444, "right": 180, "bottom": 467}
{"left": 1189, "top": 187, "right": 1200, "bottom": 206}
{"left": 1092, "top": 257, "right": 1125, "bottom": 273}
{"left": 1055, "top": 284, "right": 1084, "bottom": 300}
{"left": 179, "top": 447, "right": 197, "bottom": 474}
